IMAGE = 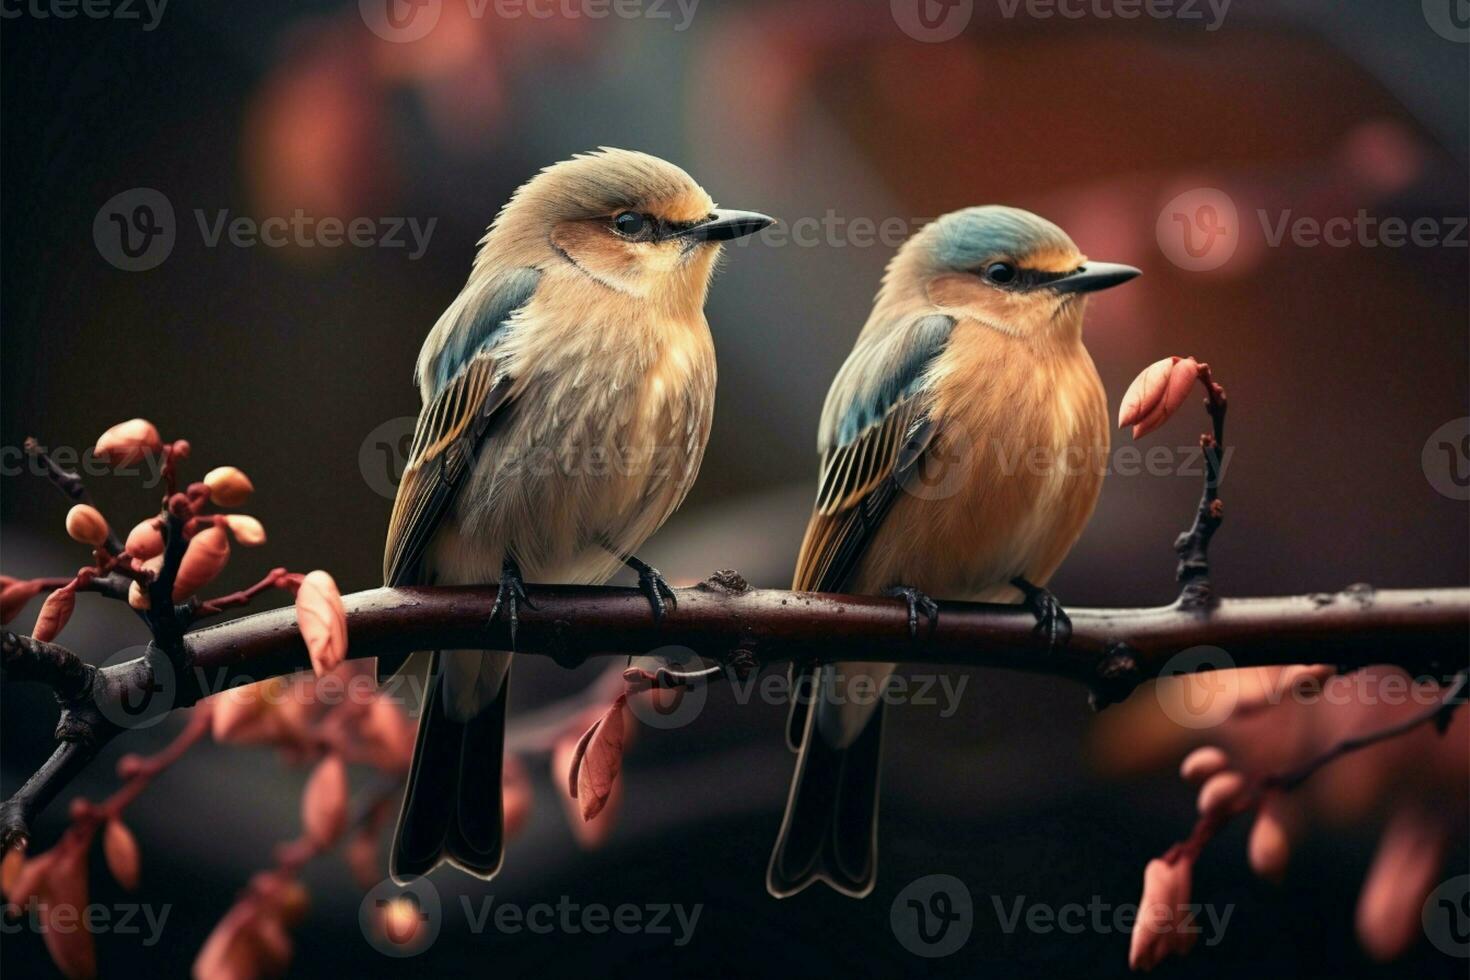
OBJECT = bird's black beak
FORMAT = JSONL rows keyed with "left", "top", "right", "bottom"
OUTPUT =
{"left": 676, "top": 209, "right": 776, "bottom": 242}
{"left": 1050, "top": 261, "right": 1142, "bottom": 294}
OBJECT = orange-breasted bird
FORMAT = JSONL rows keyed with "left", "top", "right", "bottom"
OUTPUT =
{"left": 383, "top": 148, "right": 773, "bottom": 882}
{"left": 768, "top": 205, "right": 1139, "bottom": 898}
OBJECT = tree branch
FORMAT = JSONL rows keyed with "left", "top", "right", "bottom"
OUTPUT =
{"left": 4, "top": 576, "right": 1466, "bottom": 850}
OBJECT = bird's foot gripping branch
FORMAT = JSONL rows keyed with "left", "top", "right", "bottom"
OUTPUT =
{"left": 2, "top": 361, "right": 1467, "bottom": 978}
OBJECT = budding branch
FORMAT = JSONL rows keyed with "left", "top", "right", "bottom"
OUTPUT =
{"left": 3, "top": 369, "right": 1468, "bottom": 859}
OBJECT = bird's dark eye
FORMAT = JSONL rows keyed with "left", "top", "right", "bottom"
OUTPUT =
{"left": 613, "top": 211, "right": 649, "bottom": 237}
{"left": 984, "top": 262, "right": 1017, "bottom": 285}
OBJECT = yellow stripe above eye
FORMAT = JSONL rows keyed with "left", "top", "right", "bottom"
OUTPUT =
{"left": 1027, "top": 247, "right": 1087, "bottom": 274}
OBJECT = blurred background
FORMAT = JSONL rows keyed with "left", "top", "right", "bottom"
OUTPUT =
{"left": 2, "top": 0, "right": 1467, "bottom": 976}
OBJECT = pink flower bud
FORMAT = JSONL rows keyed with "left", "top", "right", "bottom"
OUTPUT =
{"left": 221, "top": 514, "right": 267, "bottom": 547}
{"left": 103, "top": 819, "right": 141, "bottom": 891}
{"left": 125, "top": 519, "right": 164, "bottom": 560}
{"left": 94, "top": 418, "right": 162, "bottom": 467}
{"left": 64, "top": 505, "right": 109, "bottom": 548}
{"left": 1118, "top": 356, "right": 1201, "bottom": 440}
{"left": 1197, "top": 770, "right": 1250, "bottom": 818}
{"left": 1178, "top": 746, "right": 1230, "bottom": 784}
{"left": 1248, "top": 795, "right": 1291, "bottom": 883}
{"left": 203, "top": 466, "right": 254, "bottom": 507}
{"left": 295, "top": 571, "right": 347, "bottom": 677}
{"left": 33, "top": 588, "right": 76, "bottom": 642}
{"left": 172, "top": 527, "right": 230, "bottom": 600}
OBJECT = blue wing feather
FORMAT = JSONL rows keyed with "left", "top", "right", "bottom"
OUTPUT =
{"left": 826, "top": 313, "right": 955, "bottom": 451}
{"left": 416, "top": 267, "right": 541, "bottom": 400}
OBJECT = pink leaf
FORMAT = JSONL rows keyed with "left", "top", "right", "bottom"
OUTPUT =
{"left": 33, "top": 588, "right": 76, "bottom": 643}
{"left": 1, "top": 577, "right": 48, "bottom": 625}
{"left": 221, "top": 514, "right": 267, "bottom": 547}
{"left": 94, "top": 418, "right": 162, "bottom": 467}
{"left": 173, "top": 527, "right": 231, "bottom": 600}
{"left": 40, "top": 845, "right": 96, "bottom": 980}
{"left": 1129, "top": 856, "right": 1195, "bottom": 972}
{"left": 1248, "top": 793, "right": 1291, "bottom": 884}
{"left": 103, "top": 819, "right": 141, "bottom": 891}
{"left": 295, "top": 571, "right": 347, "bottom": 677}
{"left": 302, "top": 754, "right": 348, "bottom": 846}
{"left": 552, "top": 731, "right": 623, "bottom": 850}
{"left": 358, "top": 697, "right": 415, "bottom": 773}
{"left": 124, "top": 518, "right": 165, "bottom": 560}
{"left": 502, "top": 754, "right": 532, "bottom": 841}
{"left": 1118, "top": 356, "right": 1202, "bottom": 440}
{"left": 570, "top": 695, "right": 628, "bottom": 822}
{"left": 343, "top": 825, "right": 384, "bottom": 891}
{"left": 0, "top": 846, "right": 24, "bottom": 900}
{"left": 1355, "top": 808, "right": 1447, "bottom": 961}
{"left": 193, "top": 899, "right": 282, "bottom": 980}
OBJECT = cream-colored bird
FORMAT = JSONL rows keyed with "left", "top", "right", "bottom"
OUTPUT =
{"left": 769, "top": 206, "right": 1139, "bottom": 898}
{"left": 383, "top": 148, "right": 772, "bottom": 881}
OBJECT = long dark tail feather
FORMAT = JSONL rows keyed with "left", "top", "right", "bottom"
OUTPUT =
{"left": 391, "top": 652, "right": 507, "bottom": 882}
{"left": 785, "top": 664, "right": 813, "bottom": 752}
{"left": 767, "top": 683, "right": 885, "bottom": 899}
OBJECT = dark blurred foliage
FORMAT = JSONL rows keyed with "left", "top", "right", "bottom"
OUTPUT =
{"left": 2, "top": 1, "right": 1466, "bottom": 977}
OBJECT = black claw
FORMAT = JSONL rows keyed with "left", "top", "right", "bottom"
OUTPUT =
{"left": 622, "top": 554, "right": 677, "bottom": 624}
{"left": 883, "top": 585, "right": 940, "bottom": 640}
{"left": 1012, "top": 577, "right": 1071, "bottom": 652}
{"left": 490, "top": 557, "right": 534, "bottom": 648}
{"left": 639, "top": 566, "right": 678, "bottom": 623}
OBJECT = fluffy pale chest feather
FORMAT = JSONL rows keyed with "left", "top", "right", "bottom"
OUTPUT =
{"left": 851, "top": 322, "right": 1108, "bottom": 600}
{"left": 430, "top": 289, "right": 716, "bottom": 586}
